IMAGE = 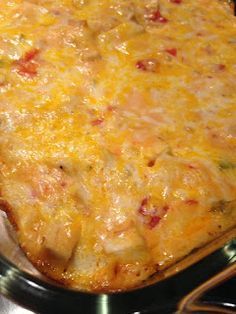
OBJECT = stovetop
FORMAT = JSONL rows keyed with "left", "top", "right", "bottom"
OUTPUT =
{"left": 0, "top": 295, "right": 34, "bottom": 314}
{"left": 0, "top": 276, "right": 235, "bottom": 314}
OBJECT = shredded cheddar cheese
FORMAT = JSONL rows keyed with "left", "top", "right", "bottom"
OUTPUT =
{"left": 0, "top": 0, "right": 235, "bottom": 292}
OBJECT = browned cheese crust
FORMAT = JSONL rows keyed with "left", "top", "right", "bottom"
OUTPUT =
{"left": 0, "top": 0, "right": 235, "bottom": 291}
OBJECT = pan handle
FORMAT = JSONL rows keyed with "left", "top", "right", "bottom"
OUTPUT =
{"left": 178, "top": 260, "right": 236, "bottom": 314}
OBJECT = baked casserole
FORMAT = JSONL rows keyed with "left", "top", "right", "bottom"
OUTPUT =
{"left": 0, "top": 0, "right": 235, "bottom": 292}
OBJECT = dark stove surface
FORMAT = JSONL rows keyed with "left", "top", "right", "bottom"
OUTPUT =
{"left": 0, "top": 296, "right": 34, "bottom": 314}
{"left": 0, "top": 277, "right": 235, "bottom": 314}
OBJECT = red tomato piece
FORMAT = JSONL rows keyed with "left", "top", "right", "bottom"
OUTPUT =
{"left": 165, "top": 48, "right": 177, "bottom": 57}
{"left": 23, "top": 49, "right": 40, "bottom": 62}
{"left": 148, "top": 216, "right": 161, "bottom": 229}
{"left": 138, "top": 198, "right": 166, "bottom": 229}
{"left": 147, "top": 159, "right": 156, "bottom": 167}
{"left": 138, "top": 198, "right": 149, "bottom": 216}
{"left": 136, "top": 59, "right": 159, "bottom": 72}
{"left": 170, "top": 0, "right": 182, "bottom": 4}
{"left": 217, "top": 64, "right": 226, "bottom": 71}
{"left": 15, "top": 48, "right": 40, "bottom": 78}
{"left": 91, "top": 118, "right": 104, "bottom": 126}
{"left": 185, "top": 199, "right": 199, "bottom": 205}
{"left": 148, "top": 10, "right": 168, "bottom": 23}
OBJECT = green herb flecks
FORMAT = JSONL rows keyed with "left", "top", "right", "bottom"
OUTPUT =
{"left": 210, "top": 199, "right": 236, "bottom": 214}
{"left": 219, "top": 160, "right": 236, "bottom": 170}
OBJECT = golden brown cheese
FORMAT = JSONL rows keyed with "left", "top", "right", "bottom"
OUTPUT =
{"left": 0, "top": 0, "right": 236, "bottom": 292}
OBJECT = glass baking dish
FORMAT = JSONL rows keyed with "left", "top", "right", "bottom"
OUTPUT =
{"left": 0, "top": 210, "right": 235, "bottom": 314}
{"left": 0, "top": 1, "right": 235, "bottom": 313}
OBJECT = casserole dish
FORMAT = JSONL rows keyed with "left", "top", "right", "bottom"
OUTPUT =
{"left": 0, "top": 0, "right": 236, "bottom": 312}
{"left": 0, "top": 211, "right": 235, "bottom": 313}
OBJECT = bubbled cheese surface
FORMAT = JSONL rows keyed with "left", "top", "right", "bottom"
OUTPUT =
{"left": 0, "top": 0, "right": 236, "bottom": 291}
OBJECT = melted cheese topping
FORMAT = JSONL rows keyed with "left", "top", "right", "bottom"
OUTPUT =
{"left": 0, "top": 0, "right": 236, "bottom": 292}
